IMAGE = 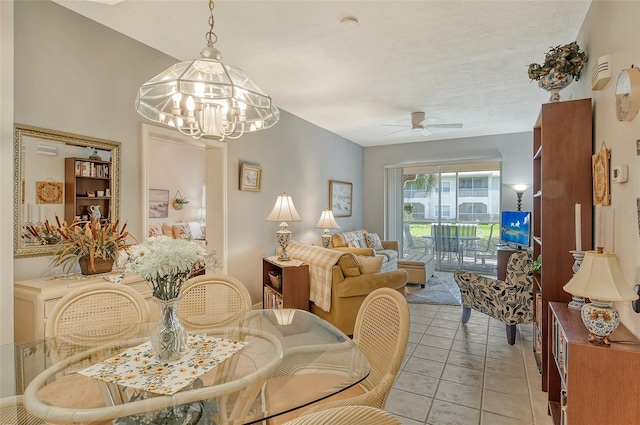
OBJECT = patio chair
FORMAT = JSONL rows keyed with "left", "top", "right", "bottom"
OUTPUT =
{"left": 453, "top": 251, "right": 533, "bottom": 344}
{"left": 465, "top": 223, "right": 498, "bottom": 267}
{"left": 433, "top": 224, "right": 461, "bottom": 266}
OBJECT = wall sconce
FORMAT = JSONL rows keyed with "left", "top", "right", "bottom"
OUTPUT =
{"left": 315, "top": 209, "right": 340, "bottom": 248}
{"left": 265, "top": 193, "right": 302, "bottom": 261}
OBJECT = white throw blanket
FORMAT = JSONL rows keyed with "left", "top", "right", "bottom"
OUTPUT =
{"left": 287, "top": 241, "right": 344, "bottom": 312}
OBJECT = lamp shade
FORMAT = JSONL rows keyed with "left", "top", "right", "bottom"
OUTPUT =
{"left": 563, "top": 251, "right": 638, "bottom": 301}
{"left": 510, "top": 183, "right": 529, "bottom": 193}
{"left": 266, "top": 193, "right": 302, "bottom": 222}
{"left": 315, "top": 209, "right": 340, "bottom": 230}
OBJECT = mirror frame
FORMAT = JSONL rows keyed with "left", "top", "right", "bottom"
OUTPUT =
{"left": 13, "top": 124, "right": 121, "bottom": 257}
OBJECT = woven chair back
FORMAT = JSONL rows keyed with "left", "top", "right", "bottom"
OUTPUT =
{"left": 353, "top": 287, "right": 410, "bottom": 406}
{"left": 282, "top": 405, "right": 401, "bottom": 425}
{"left": 178, "top": 274, "right": 252, "bottom": 329}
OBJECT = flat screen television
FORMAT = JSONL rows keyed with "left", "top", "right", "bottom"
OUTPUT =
{"left": 500, "top": 210, "right": 531, "bottom": 248}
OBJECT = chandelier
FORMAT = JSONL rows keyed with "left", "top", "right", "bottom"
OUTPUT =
{"left": 135, "top": 0, "right": 279, "bottom": 141}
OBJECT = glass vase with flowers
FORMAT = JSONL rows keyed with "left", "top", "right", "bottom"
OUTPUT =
{"left": 125, "top": 236, "right": 218, "bottom": 361}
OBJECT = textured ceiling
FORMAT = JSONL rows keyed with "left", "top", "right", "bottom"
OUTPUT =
{"left": 54, "top": 0, "right": 592, "bottom": 147}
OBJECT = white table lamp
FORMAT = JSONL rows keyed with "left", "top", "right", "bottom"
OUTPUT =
{"left": 315, "top": 209, "right": 340, "bottom": 248}
{"left": 266, "top": 193, "right": 302, "bottom": 261}
{"left": 563, "top": 248, "right": 638, "bottom": 345}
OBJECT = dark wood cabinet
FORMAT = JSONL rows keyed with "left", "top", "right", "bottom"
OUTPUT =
{"left": 64, "top": 157, "right": 112, "bottom": 224}
{"left": 549, "top": 302, "right": 640, "bottom": 425}
{"left": 532, "top": 98, "right": 593, "bottom": 395}
{"left": 262, "top": 258, "right": 310, "bottom": 311}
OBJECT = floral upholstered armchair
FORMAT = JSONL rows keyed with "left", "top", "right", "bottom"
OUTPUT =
{"left": 453, "top": 251, "right": 533, "bottom": 345}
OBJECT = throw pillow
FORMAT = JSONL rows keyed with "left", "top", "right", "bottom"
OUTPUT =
{"left": 148, "top": 223, "right": 163, "bottom": 237}
{"left": 161, "top": 222, "right": 174, "bottom": 237}
{"left": 365, "top": 232, "right": 384, "bottom": 250}
{"left": 356, "top": 255, "right": 384, "bottom": 274}
{"left": 347, "top": 240, "right": 361, "bottom": 248}
{"left": 337, "top": 254, "right": 361, "bottom": 277}
{"left": 172, "top": 223, "right": 192, "bottom": 240}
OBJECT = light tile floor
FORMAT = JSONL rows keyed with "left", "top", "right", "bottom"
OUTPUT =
{"left": 385, "top": 303, "right": 554, "bottom": 425}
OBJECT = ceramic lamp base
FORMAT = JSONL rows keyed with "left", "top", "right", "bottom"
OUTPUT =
{"left": 276, "top": 225, "right": 292, "bottom": 261}
{"left": 321, "top": 232, "right": 331, "bottom": 248}
{"left": 581, "top": 300, "right": 619, "bottom": 346}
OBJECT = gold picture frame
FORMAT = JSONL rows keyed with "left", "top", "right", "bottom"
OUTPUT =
{"left": 239, "top": 163, "right": 262, "bottom": 192}
{"left": 329, "top": 180, "right": 353, "bottom": 217}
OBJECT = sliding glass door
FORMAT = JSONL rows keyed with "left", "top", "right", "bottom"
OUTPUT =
{"left": 399, "top": 161, "right": 501, "bottom": 272}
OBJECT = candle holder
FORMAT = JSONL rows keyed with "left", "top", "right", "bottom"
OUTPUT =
{"left": 568, "top": 250, "right": 585, "bottom": 310}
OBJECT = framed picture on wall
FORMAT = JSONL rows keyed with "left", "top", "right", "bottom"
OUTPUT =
{"left": 149, "top": 189, "right": 169, "bottom": 218}
{"left": 239, "top": 163, "right": 262, "bottom": 191}
{"left": 329, "top": 180, "right": 352, "bottom": 217}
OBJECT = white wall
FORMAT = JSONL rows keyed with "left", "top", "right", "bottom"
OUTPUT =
{"left": 573, "top": 1, "right": 640, "bottom": 336}
{"left": 148, "top": 139, "right": 206, "bottom": 227}
{"left": 363, "top": 132, "right": 534, "bottom": 236}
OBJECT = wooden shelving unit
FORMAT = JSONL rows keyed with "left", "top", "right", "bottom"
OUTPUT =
{"left": 532, "top": 99, "right": 593, "bottom": 393}
{"left": 262, "top": 258, "right": 310, "bottom": 311}
{"left": 549, "top": 302, "right": 640, "bottom": 425}
{"left": 64, "top": 157, "right": 112, "bottom": 223}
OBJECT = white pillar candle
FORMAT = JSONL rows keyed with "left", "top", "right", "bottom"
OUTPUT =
{"left": 575, "top": 203, "right": 582, "bottom": 251}
{"left": 594, "top": 205, "right": 601, "bottom": 249}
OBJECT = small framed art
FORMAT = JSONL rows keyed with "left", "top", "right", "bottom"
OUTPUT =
{"left": 149, "top": 189, "right": 169, "bottom": 218}
{"left": 239, "top": 163, "right": 262, "bottom": 191}
{"left": 329, "top": 180, "right": 353, "bottom": 217}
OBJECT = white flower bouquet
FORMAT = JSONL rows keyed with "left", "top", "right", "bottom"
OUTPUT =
{"left": 126, "top": 236, "right": 217, "bottom": 301}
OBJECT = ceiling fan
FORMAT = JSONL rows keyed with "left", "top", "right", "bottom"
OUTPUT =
{"left": 383, "top": 112, "right": 463, "bottom": 136}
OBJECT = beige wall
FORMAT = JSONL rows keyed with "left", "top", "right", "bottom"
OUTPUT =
{"left": 3, "top": 0, "right": 363, "bottom": 346}
{"left": 572, "top": 1, "right": 640, "bottom": 335}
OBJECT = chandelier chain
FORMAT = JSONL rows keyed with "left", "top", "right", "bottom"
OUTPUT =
{"left": 206, "top": 0, "right": 217, "bottom": 47}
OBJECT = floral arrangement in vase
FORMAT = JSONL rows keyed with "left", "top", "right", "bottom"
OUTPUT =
{"left": 125, "top": 236, "right": 221, "bottom": 362}
{"left": 528, "top": 41, "right": 588, "bottom": 102}
{"left": 125, "top": 236, "right": 220, "bottom": 300}
{"left": 527, "top": 41, "right": 588, "bottom": 82}
{"left": 53, "top": 217, "right": 133, "bottom": 275}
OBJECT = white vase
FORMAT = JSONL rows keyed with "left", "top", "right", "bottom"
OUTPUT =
{"left": 538, "top": 71, "right": 573, "bottom": 103}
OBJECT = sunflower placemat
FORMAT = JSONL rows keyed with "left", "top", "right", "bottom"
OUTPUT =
{"left": 79, "top": 334, "right": 247, "bottom": 395}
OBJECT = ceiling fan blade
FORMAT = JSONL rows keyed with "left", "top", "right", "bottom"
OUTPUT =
{"left": 419, "top": 116, "right": 440, "bottom": 126}
{"left": 384, "top": 128, "right": 410, "bottom": 136}
{"left": 417, "top": 127, "right": 433, "bottom": 136}
{"left": 382, "top": 124, "right": 411, "bottom": 128}
{"left": 426, "top": 123, "right": 463, "bottom": 129}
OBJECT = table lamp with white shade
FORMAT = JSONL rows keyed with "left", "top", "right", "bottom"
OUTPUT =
{"left": 315, "top": 209, "right": 340, "bottom": 248}
{"left": 266, "top": 193, "right": 302, "bottom": 261}
{"left": 563, "top": 248, "right": 638, "bottom": 345}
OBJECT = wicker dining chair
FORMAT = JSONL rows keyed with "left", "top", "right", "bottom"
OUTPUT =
{"left": 282, "top": 405, "right": 401, "bottom": 425}
{"left": 178, "top": 274, "right": 252, "bottom": 329}
{"left": 265, "top": 287, "right": 410, "bottom": 424}
{"left": 0, "top": 395, "right": 44, "bottom": 425}
{"left": 46, "top": 281, "right": 150, "bottom": 339}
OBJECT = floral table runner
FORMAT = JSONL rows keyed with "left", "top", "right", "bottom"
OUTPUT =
{"left": 79, "top": 334, "right": 247, "bottom": 395}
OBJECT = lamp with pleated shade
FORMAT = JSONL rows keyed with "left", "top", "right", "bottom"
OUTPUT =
{"left": 265, "top": 193, "right": 302, "bottom": 261}
{"left": 315, "top": 209, "right": 340, "bottom": 248}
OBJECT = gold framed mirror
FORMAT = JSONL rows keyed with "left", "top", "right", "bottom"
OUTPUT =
{"left": 14, "top": 124, "right": 121, "bottom": 257}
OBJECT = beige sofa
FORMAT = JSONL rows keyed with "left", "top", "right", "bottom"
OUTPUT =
{"left": 287, "top": 241, "right": 407, "bottom": 336}
{"left": 328, "top": 229, "right": 399, "bottom": 272}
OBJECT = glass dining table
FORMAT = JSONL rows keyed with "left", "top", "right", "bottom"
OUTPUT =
{"left": 3, "top": 309, "right": 369, "bottom": 425}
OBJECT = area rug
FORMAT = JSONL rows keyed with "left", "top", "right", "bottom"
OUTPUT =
{"left": 404, "top": 271, "right": 462, "bottom": 306}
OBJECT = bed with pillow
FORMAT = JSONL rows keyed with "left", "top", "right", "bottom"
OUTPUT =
{"left": 327, "top": 229, "right": 398, "bottom": 272}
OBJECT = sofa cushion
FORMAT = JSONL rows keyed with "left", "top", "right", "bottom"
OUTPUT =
{"left": 356, "top": 255, "right": 383, "bottom": 274}
{"left": 365, "top": 232, "right": 384, "bottom": 250}
{"left": 333, "top": 229, "right": 368, "bottom": 248}
{"left": 376, "top": 249, "right": 398, "bottom": 263}
{"left": 337, "top": 254, "right": 361, "bottom": 277}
